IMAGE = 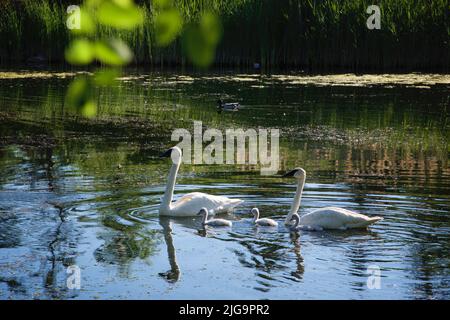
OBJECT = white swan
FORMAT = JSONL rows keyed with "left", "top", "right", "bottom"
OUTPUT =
{"left": 159, "top": 146, "right": 243, "bottom": 217}
{"left": 283, "top": 168, "right": 383, "bottom": 230}
{"left": 251, "top": 208, "right": 278, "bottom": 227}
{"left": 198, "top": 208, "right": 232, "bottom": 227}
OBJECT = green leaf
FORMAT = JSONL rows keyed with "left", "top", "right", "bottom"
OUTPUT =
{"left": 200, "top": 12, "right": 221, "bottom": 46}
{"left": 65, "top": 39, "right": 94, "bottom": 65}
{"left": 94, "top": 39, "right": 133, "bottom": 66}
{"left": 80, "top": 100, "right": 97, "bottom": 117}
{"left": 181, "top": 12, "right": 222, "bottom": 67}
{"left": 94, "top": 68, "right": 120, "bottom": 86}
{"left": 69, "top": 8, "right": 96, "bottom": 35}
{"left": 85, "top": 0, "right": 104, "bottom": 9}
{"left": 97, "top": 1, "right": 144, "bottom": 29}
{"left": 65, "top": 76, "right": 95, "bottom": 116}
{"left": 154, "top": 9, "right": 182, "bottom": 47}
{"left": 153, "top": 0, "right": 171, "bottom": 9}
{"left": 65, "top": 77, "right": 97, "bottom": 117}
{"left": 183, "top": 25, "right": 215, "bottom": 68}
{"left": 112, "top": 0, "right": 132, "bottom": 8}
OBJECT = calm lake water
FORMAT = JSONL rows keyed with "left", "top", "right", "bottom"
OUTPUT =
{"left": 0, "top": 70, "right": 449, "bottom": 299}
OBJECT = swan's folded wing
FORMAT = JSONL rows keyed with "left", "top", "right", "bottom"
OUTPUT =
{"left": 302, "top": 207, "right": 381, "bottom": 229}
{"left": 173, "top": 193, "right": 197, "bottom": 206}
{"left": 171, "top": 192, "right": 242, "bottom": 215}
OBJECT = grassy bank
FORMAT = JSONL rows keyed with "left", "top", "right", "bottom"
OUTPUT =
{"left": 0, "top": 0, "right": 448, "bottom": 71}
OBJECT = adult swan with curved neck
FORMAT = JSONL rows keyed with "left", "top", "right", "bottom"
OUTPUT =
{"left": 159, "top": 146, "right": 244, "bottom": 217}
{"left": 283, "top": 168, "right": 383, "bottom": 230}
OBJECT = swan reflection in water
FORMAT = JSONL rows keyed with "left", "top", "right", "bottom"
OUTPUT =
{"left": 158, "top": 217, "right": 183, "bottom": 283}
{"left": 158, "top": 214, "right": 306, "bottom": 290}
{"left": 157, "top": 215, "right": 220, "bottom": 283}
{"left": 289, "top": 231, "right": 304, "bottom": 281}
{"left": 156, "top": 213, "right": 379, "bottom": 289}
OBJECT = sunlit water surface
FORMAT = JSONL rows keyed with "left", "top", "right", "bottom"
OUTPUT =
{"left": 0, "top": 70, "right": 449, "bottom": 299}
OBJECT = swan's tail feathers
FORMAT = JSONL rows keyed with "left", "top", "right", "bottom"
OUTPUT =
{"left": 366, "top": 216, "right": 383, "bottom": 225}
{"left": 225, "top": 199, "right": 244, "bottom": 211}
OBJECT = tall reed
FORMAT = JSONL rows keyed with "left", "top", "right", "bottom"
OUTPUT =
{"left": 0, "top": 0, "right": 448, "bottom": 71}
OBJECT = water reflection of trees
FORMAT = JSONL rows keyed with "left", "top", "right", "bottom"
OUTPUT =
{"left": 94, "top": 206, "right": 161, "bottom": 277}
{"left": 93, "top": 229, "right": 160, "bottom": 274}
{"left": 0, "top": 144, "right": 78, "bottom": 299}
{"left": 407, "top": 221, "right": 450, "bottom": 299}
{"left": 1, "top": 79, "right": 448, "bottom": 190}
{"left": 409, "top": 245, "right": 450, "bottom": 299}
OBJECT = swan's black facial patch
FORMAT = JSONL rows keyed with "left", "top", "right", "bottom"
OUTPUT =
{"left": 282, "top": 169, "right": 298, "bottom": 177}
{"left": 160, "top": 148, "right": 173, "bottom": 158}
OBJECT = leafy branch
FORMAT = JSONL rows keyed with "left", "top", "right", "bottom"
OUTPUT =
{"left": 65, "top": 0, "right": 221, "bottom": 117}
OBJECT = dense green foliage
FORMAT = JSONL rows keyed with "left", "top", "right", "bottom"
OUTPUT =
{"left": 0, "top": 0, "right": 448, "bottom": 71}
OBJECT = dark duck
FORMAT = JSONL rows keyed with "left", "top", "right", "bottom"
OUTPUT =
{"left": 217, "top": 99, "right": 240, "bottom": 113}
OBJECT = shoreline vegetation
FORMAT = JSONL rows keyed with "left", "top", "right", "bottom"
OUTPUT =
{"left": 0, "top": 0, "right": 448, "bottom": 72}
{"left": 0, "top": 70, "right": 449, "bottom": 86}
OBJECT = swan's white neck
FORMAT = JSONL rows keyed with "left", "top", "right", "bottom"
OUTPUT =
{"left": 284, "top": 174, "right": 306, "bottom": 225}
{"left": 161, "top": 160, "right": 180, "bottom": 210}
{"left": 201, "top": 212, "right": 208, "bottom": 224}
